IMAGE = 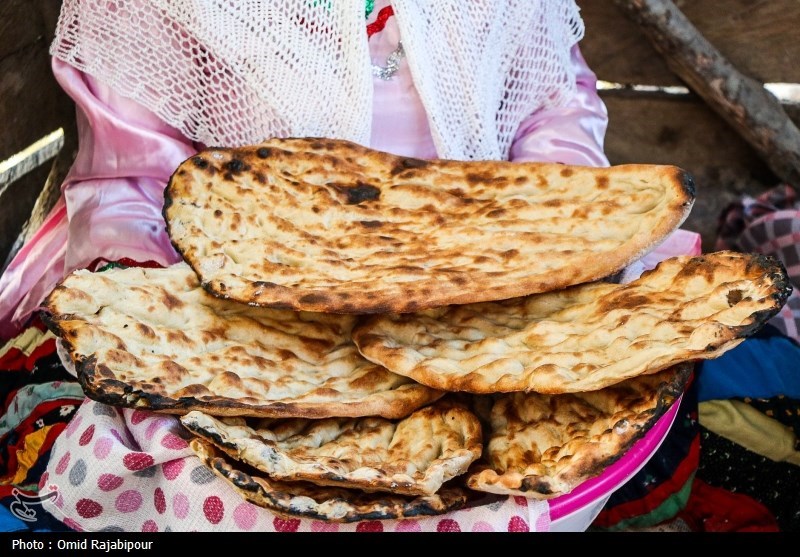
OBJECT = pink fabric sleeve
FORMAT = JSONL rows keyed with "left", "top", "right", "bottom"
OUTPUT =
{"left": 0, "top": 59, "right": 196, "bottom": 338}
{"left": 509, "top": 45, "right": 610, "bottom": 167}
{"left": 59, "top": 60, "right": 197, "bottom": 273}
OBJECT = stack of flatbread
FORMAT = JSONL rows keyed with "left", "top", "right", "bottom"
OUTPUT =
{"left": 44, "top": 138, "right": 793, "bottom": 523}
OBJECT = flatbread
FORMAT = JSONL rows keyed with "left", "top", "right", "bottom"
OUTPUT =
{"left": 164, "top": 137, "right": 695, "bottom": 313}
{"left": 180, "top": 399, "right": 483, "bottom": 496}
{"left": 190, "top": 439, "right": 487, "bottom": 523}
{"left": 43, "top": 263, "right": 442, "bottom": 418}
{"left": 353, "top": 251, "right": 792, "bottom": 394}
{"left": 466, "top": 364, "right": 692, "bottom": 499}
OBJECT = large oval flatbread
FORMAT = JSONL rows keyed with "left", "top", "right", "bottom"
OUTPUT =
{"left": 190, "top": 439, "right": 487, "bottom": 523}
{"left": 353, "top": 251, "right": 792, "bottom": 394}
{"left": 180, "top": 399, "right": 483, "bottom": 496}
{"left": 164, "top": 137, "right": 695, "bottom": 313}
{"left": 466, "top": 364, "right": 692, "bottom": 499}
{"left": 43, "top": 263, "right": 442, "bottom": 418}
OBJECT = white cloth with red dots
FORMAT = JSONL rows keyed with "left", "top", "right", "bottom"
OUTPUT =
{"left": 40, "top": 399, "right": 551, "bottom": 532}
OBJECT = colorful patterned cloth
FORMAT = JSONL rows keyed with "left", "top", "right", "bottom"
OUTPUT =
{"left": 715, "top": 183, "right": 800, "bottom": 341}
{"left": 0, "top": 318, "right": 84, "bottom": 531}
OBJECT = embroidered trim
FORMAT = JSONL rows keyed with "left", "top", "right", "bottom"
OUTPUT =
{"left": 365, "top": 0, "right": 375, "bottom": 19}
{"left": 367, "top": 5, "right": 395, "bottom": 38}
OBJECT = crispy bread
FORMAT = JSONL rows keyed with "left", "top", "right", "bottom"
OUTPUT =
{"left": 353, "top": 252, "right": 791, "bottom": 393}
{"left": 164, "top": 137, "right": 695, "bottom": 313}
{"left": 190, "top": 439, "right": 483, "bottom": 522}
{"left": 466, "top": 364, "right": 692, "bottom": 499}
{"left": 43, "top": 263, "right": 442, "bottom": 418}
{"left": 180, "top": 399, "right": 483, "bottom": 496}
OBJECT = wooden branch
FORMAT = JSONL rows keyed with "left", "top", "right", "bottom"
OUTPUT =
{"left": 613, "top": 0, "right": 800, "bottom": 186}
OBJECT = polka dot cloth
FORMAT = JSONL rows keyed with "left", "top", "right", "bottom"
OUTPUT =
{"left": 42, "top": 400, "right": 551, "bottom": 532}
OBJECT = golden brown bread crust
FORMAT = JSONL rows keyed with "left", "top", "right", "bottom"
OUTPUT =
{"left": 466, "top": 364, "right": 693, "bottom": 499}
{"left": 352, "top": 251, "right": 792, "bottom": 394}
{"left": 42, "top": 263, "right": 442, "bottom": 419}
{"left": 190, "top": 438, "right": 490, "bottom": 522}
{"left": 164, "top": 137, "right": 695, "bottom": 313}
{"left": 180, "top": 399, "right": 483, "bottom": 496}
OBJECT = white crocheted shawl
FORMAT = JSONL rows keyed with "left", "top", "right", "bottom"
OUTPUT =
{"left": 52, "top": 0, "right": 584, "bottom": 160}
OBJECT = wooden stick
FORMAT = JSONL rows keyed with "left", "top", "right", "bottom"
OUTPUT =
{"left": 613, "top": 0, "right": 800, "bottom": 186}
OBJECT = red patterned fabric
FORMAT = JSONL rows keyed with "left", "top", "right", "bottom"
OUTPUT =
{"left": 676, "top": 479, "right": 779, "bottom": 532}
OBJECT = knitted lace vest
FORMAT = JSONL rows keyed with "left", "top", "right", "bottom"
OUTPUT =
{"left": 52, "top": 0, "right": 584, "bottom": 160}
